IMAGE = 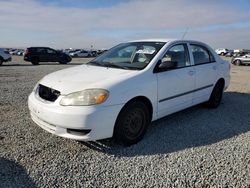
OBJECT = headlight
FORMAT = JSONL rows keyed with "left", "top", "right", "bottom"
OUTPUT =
{"left": 60, "top": 89, "right": 109, "bottom": 106}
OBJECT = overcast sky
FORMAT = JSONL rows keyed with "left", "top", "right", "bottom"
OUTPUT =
{"left": 0, "top": 0, "right": 249, "bottom": 49}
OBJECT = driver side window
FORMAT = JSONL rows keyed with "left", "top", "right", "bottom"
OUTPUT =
{"left": 162, "top": 44, "right": 190, "bottom": 68}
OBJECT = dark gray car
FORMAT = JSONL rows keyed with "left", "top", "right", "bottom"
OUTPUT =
{"left": 24, "top": 47, "right": 72, "bottom": 65}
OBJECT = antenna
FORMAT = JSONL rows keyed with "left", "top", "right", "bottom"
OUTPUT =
{"left": 181, "top": 27, "right": 189, "bottom": 39}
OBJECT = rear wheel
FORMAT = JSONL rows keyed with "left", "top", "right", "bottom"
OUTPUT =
{"left": 206, "top": 81, "right": 224, "bottom": 108}
{"left": 114, "top": 101, "right": 151, "bottom": 146}
{"left": 0, "top": 58, "right": 3, "bottom": 65}
{"left": 235, "top": 59, "right": 241, "bottom": 66}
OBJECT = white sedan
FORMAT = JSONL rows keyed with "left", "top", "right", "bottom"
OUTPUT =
{"left": 28, "top": 39, "right": 230, "bottom": 146}
{"left": 69, "top": 50, "right": 91, "bottom": 57}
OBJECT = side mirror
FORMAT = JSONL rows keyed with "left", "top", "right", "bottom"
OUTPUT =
{"left": 159, "top": 60, "right": 177, "bottom": 69}
{"left": 154, "top": 60, "right": 177, "bottom": 73}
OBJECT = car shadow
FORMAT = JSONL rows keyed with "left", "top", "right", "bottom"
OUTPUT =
{"left": 80, "top": 91, "right": 250, "bottom": 157}
{"left": 0, "top": 157, "right": 37, "bottom": 187}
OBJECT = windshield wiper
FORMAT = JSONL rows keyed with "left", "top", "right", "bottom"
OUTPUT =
{"left": 103, "top": 62, "right": 129, "bottom": 70}
{"left": 87, "top": 61, "right": 103, "bottom": 66}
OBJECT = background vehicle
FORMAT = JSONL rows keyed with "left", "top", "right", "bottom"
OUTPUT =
{"left": 232, "top": 54, "right": 250, "bottom": 65}
{"left": 16, "top": 49, "right": 25, "bottom": 56}
{"left": 225, "top": 51, "right": 234, "bottom": 57}
{"left": 233, "top": 52, "right": 247, "bottom": 57}
{"left": 0, "top": 48, "right": 12, "bottom": 65}
{"left": 24, "top": 47, "right": 72, "bottom": 65}
{"left": 69, "top": 50, "right": 92, "bottom": 57}
{"left": 215, "top": 48, "right": 229, "bottom": 56}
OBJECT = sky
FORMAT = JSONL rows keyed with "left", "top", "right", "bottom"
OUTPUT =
{"left": 0, "top": 0, "right": 249, "bottom": 49}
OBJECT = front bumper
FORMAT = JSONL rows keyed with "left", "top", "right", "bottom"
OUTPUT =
{"left": 28, "top": 92, "right": 123, "bottom": 141}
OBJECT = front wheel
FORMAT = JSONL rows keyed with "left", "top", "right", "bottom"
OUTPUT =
{"left": 114, "top": 101, "right": 151, "bottom": 146}
{"left": 0, "top": 58, "right": 3, "bottom": 65}
{"left": 206, "top": 81, "right": 224, "bottom": 108}
{"left": 59, "top": 60, "right": 68, "bottom": 64}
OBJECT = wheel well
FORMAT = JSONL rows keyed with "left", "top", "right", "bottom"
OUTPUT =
{"left": 126, "top": 96, "right": 153, "bottom": 119}
{"left": 216, "top": 78, "right": 225, "bottom": 88}
{"left": 113, "top": 96, "right": 153, "bottom": 138}
{"left": 116, "top": 96, "right": 153, "bottom": 123}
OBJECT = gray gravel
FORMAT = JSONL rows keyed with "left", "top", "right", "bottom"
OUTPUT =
{"left": 0, "top": 58, "right": 249, "bottom": 187}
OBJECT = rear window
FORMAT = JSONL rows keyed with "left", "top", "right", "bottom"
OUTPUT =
{"left": 30, "top": 48, "right": 46, "bottom": 53}
{"left": 190, "top": 44, "right": 216, "bottom": 65}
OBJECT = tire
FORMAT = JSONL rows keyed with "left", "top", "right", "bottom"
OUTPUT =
{"left": 206, "top": 81, "right": 224, "bottom": 108}
{"left": 31, "top": 57, "right": 39, "bottom": 65}
{"left": 235, "top": 60, "right": 241, "bottom": 66}
{"left": 59, "top": 60, "right": 68, "bottom": 64}
{"left": 0, "top": 57, "right": 3, "bottom": 66}
{"left": 221, "top": 52, "right": 225, "bottom": 56}
{"left": 114, "top": 101, "right": 151, "bottom": 146}
{"left": 59, "top": 56, "right": 70, "bottom": 64}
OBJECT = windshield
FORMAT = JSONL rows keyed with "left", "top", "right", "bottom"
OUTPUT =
{"left": 88, "top": 42, "right": 165, "bottom": 70}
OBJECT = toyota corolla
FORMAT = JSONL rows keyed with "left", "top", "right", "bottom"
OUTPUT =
{"left": 28, "top": 39, "right": 230, "bottom": 146}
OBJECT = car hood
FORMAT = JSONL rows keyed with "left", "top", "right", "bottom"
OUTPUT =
{"left": 39, "top": 64, "right": 136, "bottom": 95}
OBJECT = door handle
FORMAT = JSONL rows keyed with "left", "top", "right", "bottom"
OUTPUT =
{"left": 212, "top": 65, "right": 217, "bottom": 70}
{"left": 188, "top": 70, "right": 195, "bottom": 76}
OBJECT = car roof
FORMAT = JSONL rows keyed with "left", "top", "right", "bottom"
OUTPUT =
{"left": 28, "top": 47, "right": 52, "bottom": 49}
{"left": 128, "top": 38, "right": 206, "bottom": 44}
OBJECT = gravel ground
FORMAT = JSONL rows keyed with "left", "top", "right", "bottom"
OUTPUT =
{"left": 0, "top": 56, "right": 249, "bottom": 187}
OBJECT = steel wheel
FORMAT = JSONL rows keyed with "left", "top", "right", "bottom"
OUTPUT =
{"left": 114, "top": 101, "right": 151, "bottom": 146}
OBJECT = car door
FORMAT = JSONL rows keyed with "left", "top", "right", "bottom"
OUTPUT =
{"left": 47, "top": 48, "right": 59, "bottom": 62}
{"left": 156, "top": 43, "right": 195, "bottom": 118}
{"left": 36, "top": 48, "right": 48, "bottom": 62}
{"left": 242, "top": 55, "right": 250, "bottom": 64}
{"left": 189, "top": 43, "right": 218, "bottom": 104}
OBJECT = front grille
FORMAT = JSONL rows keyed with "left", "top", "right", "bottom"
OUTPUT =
{"left": 38, "top": 84, "right": 60, "bottom": 102}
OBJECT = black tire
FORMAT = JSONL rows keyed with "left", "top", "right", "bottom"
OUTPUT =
{"left": 59, "top": 56, "right": 71, "bottom": 64}
{"left": 206, "top": 81, "right": 224, "bottom": 108}
{"left": 235, "top": 59, "right": 241, "bottom": 66}
{"left": 0, "top": 57, "right": 3, "bottom": 65}
{"left": 59, "top": 61, "right": 67, "bottom": 64}
{"left": 114, "top": 101, "right": 151, "bottom": 146}
{"left": 59, "top": 59, "right": 67, "bottom": 64}
{"left": 31, "top": 57, "right": 39, "bottom": 65}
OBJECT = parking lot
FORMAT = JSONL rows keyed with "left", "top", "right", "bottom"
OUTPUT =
{"left": 0, "top": 56, "right": 249, "bottom": 187}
